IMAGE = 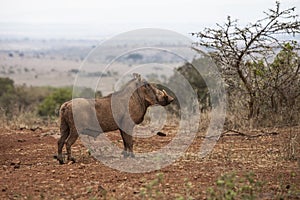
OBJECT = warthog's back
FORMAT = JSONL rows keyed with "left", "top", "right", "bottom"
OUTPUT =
{"left": 61, "top": 97, "right": 120, "bottom": 135}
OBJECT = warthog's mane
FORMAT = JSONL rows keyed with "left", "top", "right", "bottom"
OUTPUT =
{"left": 111, "top": 77, "right": 154, "bottom": 108}
{"left": 114, "top": 77, "right": 149, "bottom": 96}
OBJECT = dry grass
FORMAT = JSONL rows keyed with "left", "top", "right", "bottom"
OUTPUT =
{"left": 0, "top": 110, "right": 57, "bottom": 130}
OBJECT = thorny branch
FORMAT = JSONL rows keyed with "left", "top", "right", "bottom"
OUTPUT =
{"left": 191, "top": 1, "right": 300, "bottom": 120}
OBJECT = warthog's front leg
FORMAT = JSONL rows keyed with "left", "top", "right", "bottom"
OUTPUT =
{"left": 120, "top": 129, "right": 135, "bottom": 158}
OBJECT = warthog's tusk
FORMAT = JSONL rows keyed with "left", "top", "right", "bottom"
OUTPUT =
{"left": 162, "top": 89, "right": 167, "bottom": 95}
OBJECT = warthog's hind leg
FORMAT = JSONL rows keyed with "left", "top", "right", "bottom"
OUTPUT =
{"left": 65, "top": 128, "right": 79, "bottom": 163}
{"left": 57, "top": 125, "right": 70, "bottom": 164}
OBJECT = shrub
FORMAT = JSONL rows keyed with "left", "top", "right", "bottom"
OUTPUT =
{"left": 37, "top": 87, "right": 101, "bottom": 117}
{"left": 38, "top": 88, "right": 72, "bottom": 116}
{"left": 207, "top": 172, "right": 264, "bottom": 200}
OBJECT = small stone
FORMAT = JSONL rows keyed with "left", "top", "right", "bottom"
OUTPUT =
{"left": 157, "top": 131, "right": 167, "bottom": 137}
{"left": 11, "top": 159, "right": 21, "bottom": 168}
{"left": 67, "top": 161, "right": 74, "bottom": 165}
{"left": 14, "top": 164, "right": 20, "bottom": 169}
{"left": 133, "top": 190, "right": 139, "bottom": 194}
{"left": 98, "top": 185, "right": 107, "bottom": 196}
{"left": 98, "top": 185, "right": 106, "bottom": 192}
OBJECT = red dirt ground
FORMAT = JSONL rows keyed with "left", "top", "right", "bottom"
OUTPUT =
{"left": 0, "top": 125, "right": 299, "bottom": 199}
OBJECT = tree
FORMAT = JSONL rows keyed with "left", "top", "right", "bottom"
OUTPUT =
{"left": 192, "top": 2, "right": 300, "bottom": 119}
{"left": 243, "top": 42, "right": 300, "bottom": 124}
{"left": 167, "top": 58, "right": 211, "bottom": 114}
{"left": 176, "top": 60, "right": 210, "bottom": 110}
{"left": 263, "top": 43, "right": 299, "bottom": 112}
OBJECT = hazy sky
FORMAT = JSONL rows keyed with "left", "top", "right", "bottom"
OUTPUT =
{"left": 0, "top": 0, "right": 299, "bottom": 38}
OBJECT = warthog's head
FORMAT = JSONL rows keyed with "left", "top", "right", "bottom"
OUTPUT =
{"left": 134, "top": 73, "right": 174, "bottom": 106}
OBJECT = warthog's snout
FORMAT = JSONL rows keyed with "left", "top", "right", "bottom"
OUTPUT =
{"left": 156, "top": 89, "right": 174, "bottom": 106}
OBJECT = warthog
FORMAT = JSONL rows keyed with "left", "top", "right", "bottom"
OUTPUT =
{"left": 56, "top": 73, "right": 174, "bottom": 164}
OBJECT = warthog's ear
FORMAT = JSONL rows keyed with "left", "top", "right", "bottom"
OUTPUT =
{"left": 133, "top": 73, "right": 141, "bottom": 81}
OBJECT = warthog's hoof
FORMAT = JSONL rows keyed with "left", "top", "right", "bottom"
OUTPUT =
{"left": 122, "top": 150, "right": 129, "bottom": 158}
{"left": 122, "top": 151, "right": 135, "bottom": 158}
{"left": 54, "top": 155, "right": 65, "bottom": 164}
{"left": 68, "top": 157, "right": 76, "bottom": 163}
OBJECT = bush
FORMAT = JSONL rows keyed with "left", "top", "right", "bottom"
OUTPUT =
{"left": 0, "top": 77, "right": 103, "bottom": 123}
{"left": 38, "top": 88, "right": 72, "bottom": 116}
{"left": 207, "top": 172, "right": 264, "bottom": 200}
{"left": 37, "top": 87, "right": 101, "bottom": 117}
{"left": 0, "top": 78, "right": 17, "bottom": 116}
{"left": 0, "top": 77, "right": 14, "bottom": 95}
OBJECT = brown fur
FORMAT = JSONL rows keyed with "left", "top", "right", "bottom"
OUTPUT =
{"left": 56, "top": 74, "right": 174, "bottom": 164}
